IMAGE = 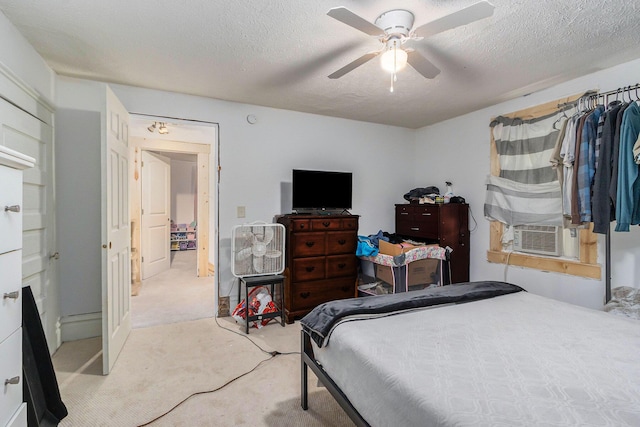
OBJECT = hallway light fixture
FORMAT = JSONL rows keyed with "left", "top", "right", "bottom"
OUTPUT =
{"left": 147, "top": 121, "right": 170, "bottom": 135}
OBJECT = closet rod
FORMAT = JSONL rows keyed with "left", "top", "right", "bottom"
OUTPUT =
{"left": 588, "top": 83, "right": 640, "bottom": 104}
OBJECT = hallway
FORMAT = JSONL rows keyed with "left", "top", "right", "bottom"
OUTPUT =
{"left": 131, "top": 250, "right": 215, "bottom": 329}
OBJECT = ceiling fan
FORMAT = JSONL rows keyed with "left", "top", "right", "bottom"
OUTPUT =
{"left": 326, "top": 1, "right": 495, "bottom": 90}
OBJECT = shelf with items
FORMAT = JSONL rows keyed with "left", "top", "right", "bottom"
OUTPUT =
{"left": 170, "top": 221, "right": 197, "bottom": 251}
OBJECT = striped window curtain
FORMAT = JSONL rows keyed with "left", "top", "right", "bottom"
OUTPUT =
{"left": 484, "top": 112, "right": 563, "bottom": 226}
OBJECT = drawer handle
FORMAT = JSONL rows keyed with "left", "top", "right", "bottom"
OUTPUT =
{"left": 305, "top": 241, "right": 315, "bottom": 247}
{"left": 3, "top": 291, "right": 19, "bottom": 300}
{"left": 400, "top": 212, "right": 409, "bottom": 215}
{"left": 421, "top": 213, "right": 432, "bottom": 216}
{"left": 4, "top": 376, "right": 20, "bottom": 386}
{"left": 300, "top": 292, "right": 310, "bottom": 299}
{"left": 411, "top": 227, "right": 420, "bottom": 231}
{"left": 337, "top": 239, "right": 346, "bottom": 245}
{"left": 305, "top": 266, "right": 315, "bottom": 272}
{"left": 4, "top": 205, "right": 20, "bottom": 213}
{"left": 322, "top": 221, "right": 330, "bottom": 227}
{"left": 338, "top": 263, "right": 346, "bottom": 269}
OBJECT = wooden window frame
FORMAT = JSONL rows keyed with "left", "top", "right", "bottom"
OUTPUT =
{"left": 486, "top": 93, "right": 601, "bottom": 279}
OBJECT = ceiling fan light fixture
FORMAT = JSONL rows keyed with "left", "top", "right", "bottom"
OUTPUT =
{"left": 147, "top": 122, "right": 156, "bottom": 133}
{"left": 158, "top": 122, "right": 169, "bottom": 134}
{"left": 380, "top": 42, "right": 408, "bottom": 74}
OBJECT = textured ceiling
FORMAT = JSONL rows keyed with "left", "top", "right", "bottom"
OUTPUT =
{"left": 1, "top": 0, "right": 639, "bottom": 129}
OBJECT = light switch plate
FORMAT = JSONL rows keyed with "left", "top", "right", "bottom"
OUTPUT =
{"left": 237, "top": 206, "right": 246, "bottom": 218}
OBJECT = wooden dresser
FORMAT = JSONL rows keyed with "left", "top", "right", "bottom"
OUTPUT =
{"left": 395, "top": 203, "right": 470, "bottom": 283}
{"left": 277, "top": 214, "right": 358, "bottom": 323}
{"left": 1, "top": 146, "right": 35, "bottom": 427}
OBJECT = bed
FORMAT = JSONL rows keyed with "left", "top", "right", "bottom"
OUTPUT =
{"left": 300, "top": 281, "right": 640, "bottom": 426}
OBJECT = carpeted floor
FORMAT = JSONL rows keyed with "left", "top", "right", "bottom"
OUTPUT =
{"left": 52, "top": 249, "right": 353, "bottom": 426}
{"left": 52, "top": 317, "right": 354, "bottom": 426}
{"left": 132, "top": 250, "right": 215, "bottom": 329}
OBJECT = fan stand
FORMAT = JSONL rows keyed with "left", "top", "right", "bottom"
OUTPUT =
{"left": 237, "top": 274, "right": 286, "bottom": 334}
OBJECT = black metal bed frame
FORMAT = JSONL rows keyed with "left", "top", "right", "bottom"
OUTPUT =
{"left": 300, "top": 330, "right": 370, "bottom": 427}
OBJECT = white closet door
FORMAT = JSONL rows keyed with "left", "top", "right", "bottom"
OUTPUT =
{"left": 141, "top": 151, "right": 171, "bottom": 279}
{"left": 102, "top": 87, "right": 131, "bottom": 375}
{"left": 0, "top": 97, "right": 57, "bottom": 351}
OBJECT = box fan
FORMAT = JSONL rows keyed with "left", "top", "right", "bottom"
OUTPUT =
{"left": 231, "top": 222, "right": 285, "bottom": 277}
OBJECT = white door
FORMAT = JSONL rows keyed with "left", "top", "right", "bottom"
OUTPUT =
{"left": 141, "top": 151, "right": 171, "bottom": 279}
{"left": 102, "top": 87, "right": 131, "bottom": 375}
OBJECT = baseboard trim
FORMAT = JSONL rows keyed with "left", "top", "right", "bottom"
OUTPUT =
{"left": 60, "top": 312, "right": 101, "bottom": 342}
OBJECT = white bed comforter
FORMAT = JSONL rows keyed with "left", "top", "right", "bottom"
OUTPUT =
{"left": 314, "top": 292, "right": 640, "bottom": 426}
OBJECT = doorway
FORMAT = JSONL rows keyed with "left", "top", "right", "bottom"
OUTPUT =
{"left": 129, "top": 116, "right": 217, "bottom": 328}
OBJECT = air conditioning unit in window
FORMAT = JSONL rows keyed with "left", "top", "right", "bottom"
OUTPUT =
{"left": 513, "top": 225, "right": 562, "bottom": 256}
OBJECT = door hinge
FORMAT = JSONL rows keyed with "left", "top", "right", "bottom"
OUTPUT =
{"left": 141, "top": 161, "right": 144, "bottom": 167}
{"left": 141, "top": 256, "right": 144, "bottom": 262}
{"left": 142, "top": 208, "right": 144, "bottom": 214}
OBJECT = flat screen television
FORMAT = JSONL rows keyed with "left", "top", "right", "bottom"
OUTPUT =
{"left": 292, "top": 169, "right": 352, "bottom": 213}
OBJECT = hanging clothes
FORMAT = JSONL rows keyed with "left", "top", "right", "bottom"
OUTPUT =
{"left": 592, "top": 101, "right": 624, "bottom": 234}
{"left": 575, "top": 105, "right": 604, "bottom": 223}
{"left": 560, "top": 116, "right": 578, "bottom": 218}
{"left": 609, "top": 102, "right": 631, "bottom": 213}
{"left": 615, "top": 102, "right": 640, "bottom": 231}
{"left": 570, "top": 113, "right": 590, "bottom": 224}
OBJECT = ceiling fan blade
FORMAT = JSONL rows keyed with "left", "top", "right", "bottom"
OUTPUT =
{"left": 412, "top": 1, "right": 495, "bottom": 39}
{"left": 328, "top": 52, "right": 380, "bottom": 79}
{"left": 407, "top": 51, "right": 441, "bottom": 79}
{"left": 327, "top": 7, "right": 384, "bottom": 36}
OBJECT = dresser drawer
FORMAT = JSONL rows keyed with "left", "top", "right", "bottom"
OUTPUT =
{"left": 396, "top": 220, "right": 439, "bottom": 240}
{"left": 341, "top": 217, "right": 358, "bottom": 230}
{"left": 326, "top": 254, "right": 357, "bottom": 278}
{"left": 310, "top": 218, "right": 341, "bottom": 231}
{"left": 0, "top": 329, "right": 23, "bottom": 427}
{"left": 0, "top": 166, "right": 23, "bottom": 255}
{"left": 291, "top": 278, "right": 355, "bottom": 310}
{"left": 290, "top": 219, "right": 311, "bottom": 231}
{"left": 292, "top": 257, "right": 325, "bottom": 281}
{"left": 326, "top": 231, "right": 356, "bottom": 254}
{"left": 291, "top": 233, "right": 326, "bottom": 257}
{"left": 0, "top": 250, "right": 22, "bottom": 342}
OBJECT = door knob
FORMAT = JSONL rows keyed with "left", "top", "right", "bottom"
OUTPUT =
{"left": 4, "top": 376, "right": 19, "bottom": 386}
{"left": 3, "top": 291, "right": 19, "bottom": 300}
{"left": 4, "top": 205, "right": 20, "bottom": 212}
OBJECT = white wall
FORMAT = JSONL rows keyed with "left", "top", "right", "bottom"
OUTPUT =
{"left": 53, "top": 81, "right": 416, "bottom": 310}
{"left": 414, "top": 58, "right": 640, "bottom": 310}
{"left": 171, "top": 159, "right": 197, "bottom": 225}
{"left": 0, "top": 11, "right": 54, "bottom": 104}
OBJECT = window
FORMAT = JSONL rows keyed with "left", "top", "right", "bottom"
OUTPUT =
{"left": 486, "top": 93, "right": 600, "bottom": 279}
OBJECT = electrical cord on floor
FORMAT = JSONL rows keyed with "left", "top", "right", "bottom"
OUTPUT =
{"left": 213, "top": 315, "right": 300, "bottom": 357}
{"left": 136, "top": 316, "right": 300, "bottom": 426}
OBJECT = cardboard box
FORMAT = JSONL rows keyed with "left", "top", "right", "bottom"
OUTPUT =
{"left": 407, "top": 259, "right": 440, "bottom": 286}
{"left": 379, "top": 240, "right": 419, "bottom": 256}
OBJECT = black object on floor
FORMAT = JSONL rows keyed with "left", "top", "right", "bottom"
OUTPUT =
{"left": 22, "top": 286, "right": 68, "bottom": 426}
